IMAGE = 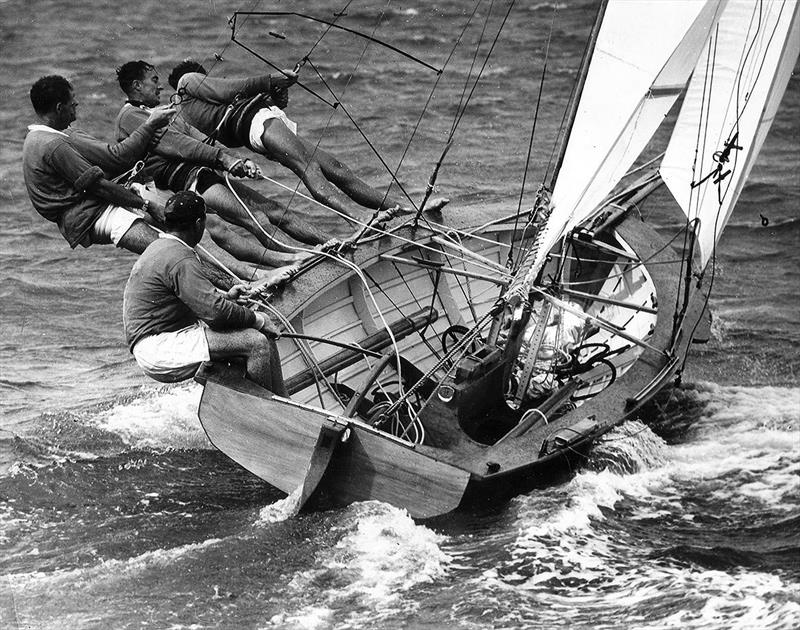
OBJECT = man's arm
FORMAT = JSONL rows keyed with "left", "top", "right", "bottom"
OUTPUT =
{"left": 67, "top": 106, "right": 174, "bottom": 176}
{"left": 170, "top": 254, "right": 256, "bottom": 329}
{"left": 47, "top": 140, "right": 151, "bottom": 213}
{"left": 88, "top": 178, "right": 152, "bottom": 211}
{"left": 180, "top": 71, "right": 296, "bottom": 105}
{"left": 180, "top": 72, "right": 272, "bottom": 104}
{"left": 116, "top": 104, "right": 250, "bottom": 176}
{"left": 117, "top": 104, "right": 222, "bottom": 166}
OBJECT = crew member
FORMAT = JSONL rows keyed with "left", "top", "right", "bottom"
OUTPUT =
{"left": 115, "top": 60, "right": 334, "bottom": 254}
{"left": 168, "top": 59, "right": 449, "bottom": 222}
{"left": 124, "top": 190, "right": 287, "bottom": 394}
{"left": 22, "top": 74, "right": 171, "bottom": 253}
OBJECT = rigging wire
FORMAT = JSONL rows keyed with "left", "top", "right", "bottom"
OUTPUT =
{"left": 680, "top": 0, "right": 783, "bottom": 371}
{"left": 450, "top": 0, "right": 493, "bottom": 139}
{"left": 239, "top": 170, "right": 512, "bottom": 279}
{"left": 508, "top": 3, "right": 556, "bottom": 268}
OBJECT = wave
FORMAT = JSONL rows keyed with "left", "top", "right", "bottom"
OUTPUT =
{"left": 88, "top": 382, "right": 209, "bottom": 452}
{"left": 459, "top": 405, "right": 800, "bottom": 627}
{"left": 265, "top": 501, "right": 450, "bottom": 628}
{"left": 0, "top": 383, "right": 211, "bottom": 475}
{"left": 5, "top": 538, "right": 223, "bottom": 629}
{"left": 725, "top": 214, "right": 800, "bottom": 231}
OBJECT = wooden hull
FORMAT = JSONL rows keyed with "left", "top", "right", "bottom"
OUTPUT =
{"left": 196, "top": 207, "right": 710, "bottom": 519}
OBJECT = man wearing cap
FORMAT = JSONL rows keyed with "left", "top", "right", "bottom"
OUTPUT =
{"left": 124, "top": 190, "right": 287, "bottom": 394}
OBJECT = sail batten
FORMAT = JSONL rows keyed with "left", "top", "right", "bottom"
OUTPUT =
{"left": 661, "top": 0, "right": 800, "bottom": 267}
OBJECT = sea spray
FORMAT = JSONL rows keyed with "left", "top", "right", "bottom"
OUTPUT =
{"left": 589, "top": 419, "right": 669, "bottom": 475}
{"left": 92, "top": 382, "right": 208, "bottom": 451}
{"left": 267, "top": 501, "right": 450, "bottom": 628}
{"left": 257, "top": 486, "right": 304, "bottom": 524}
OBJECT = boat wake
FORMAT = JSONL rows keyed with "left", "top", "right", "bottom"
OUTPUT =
{"left": 88, "top": 381, "right": 209, "bottom": 452}
{"left": 427, "top": 383, "right": 800, "bottom": 628}
{"left": 265, "top": 501, "right": 450, "bottom": 628}
{"left": 0, "top": 382, "right": 210, "bottom": 475}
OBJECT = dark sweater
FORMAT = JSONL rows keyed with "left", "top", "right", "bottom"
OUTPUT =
{"left": 123, "top": 236, "right": 256, "bottom": 351}
{"left": 176, "top": 72, "right": 275, "bottom": 149}
{"left": 66, "top": 122, "right": 158, "bottom": 178}
{"left": 115, "top": 102, "right": 226, "bottom": 190}
{"left": 22, "top": 126, "right": 107, "bottom": 248}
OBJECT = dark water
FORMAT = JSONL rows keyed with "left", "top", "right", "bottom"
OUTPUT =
{"left": 1, "top": 1, "right": 798, "bottom": 628}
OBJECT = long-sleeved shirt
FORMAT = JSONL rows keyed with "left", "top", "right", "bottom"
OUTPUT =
{"left": 115, "top": 102, "right": 227, "bottom": 190}
{"left": 176, "top": 72, "right": 275, "bottom": 148}
{"left": 66, "top": 122, "right": 158, "bottom": 178}
{"left": 123, "top": 235, "right": 256, "bottom": 351}
{"left": 23, "top": 125, "right": 108, "bottom": 248}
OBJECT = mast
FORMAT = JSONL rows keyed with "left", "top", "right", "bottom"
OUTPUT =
{"left": 500, "top": 0, "right": 608, "bottom": 312}
{"left": 547, "top": 0, "right": 608, "bottom": 191}
{"left": 494, "top": 1, "right": 610, "bottom": 377}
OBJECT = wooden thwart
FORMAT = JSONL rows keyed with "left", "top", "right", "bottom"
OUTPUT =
{"left": 286, "top": 306, "right": 439, "bottom": 394}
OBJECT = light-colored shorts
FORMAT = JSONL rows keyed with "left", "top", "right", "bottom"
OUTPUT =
{"left": 132, "top": 322, "right": 211, "bottom": 383}
{"left": 91, "top": 205, "right": 141, "bottom": 246}
{"left": 249, "top": 106, "right": 298, "bottom": 152}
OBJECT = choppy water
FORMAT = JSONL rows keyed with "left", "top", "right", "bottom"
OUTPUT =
{"left": 1, "top": 1, "right": 798, "bottom": 629}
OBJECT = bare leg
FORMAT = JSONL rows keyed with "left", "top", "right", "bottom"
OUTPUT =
{"left": 259, "top": 126, "right": 450, "bottom": 215}
{"left": 226, "top": 180, "right": 334, "bottom": 246}
{"left": 205, "top": 328, "right": 286, "bottom": 395}
{"left": 197, "top": 232, "right": 261, "bottom": 282}
{"left": 202, "top": 183, "right": 297, "bottom": 252}
{"left": 315, "top": 146, "right": 449, "bottom": 213}
{"left": 117, "top": 219, "right": 158, "bottom": 254}
{"left": 259, "top": 119, "right": 371, "bottom": 221}
{"left": 205, "top": 214, "right": 308, "bottom": 267}
{"left": 311, "top": 146, "right": 399, "bottom": 211}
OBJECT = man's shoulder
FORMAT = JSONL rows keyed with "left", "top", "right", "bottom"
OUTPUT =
{"left": 64, "top": 127, "right": 101, "bottom": 149}
{"left": 178, "top": 72, "right": 205, "bottom": 91}
{"left": 23, "top": 127, "right": 71, "bottom": 163}
{"left": 24, "top": 127, "right": 68, "bottom": 148}
{"left": 144, "top": 238, "right": 197, "bottom": 265}
{"left": 115, "top": 103, "right": 145, "bottom": 127}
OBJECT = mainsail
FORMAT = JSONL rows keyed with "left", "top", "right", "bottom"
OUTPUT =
{"left": 510, "top": 0, "right": 727, "bottom": 295}
{"left": 661, "top": 0, "right": 800, "bottom": 267}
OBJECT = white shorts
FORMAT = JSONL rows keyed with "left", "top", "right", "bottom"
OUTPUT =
{"left": 91, "top": 205, "right": 142, "bottom": 246}
{"left": 132, "top": 322, "right": 211, "bottom": 383}
{"left": 249, "top": 107, "right": 298, "bottom": 152}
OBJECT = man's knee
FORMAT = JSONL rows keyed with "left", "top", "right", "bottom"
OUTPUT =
{"left": 117, "top": 219, "right": 158, "bottom": 254}
{"left": 248, "top": 332, "right": 273, "bottom": 358}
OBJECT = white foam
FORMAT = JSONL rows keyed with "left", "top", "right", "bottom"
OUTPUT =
{"left": 269, "top": 501, "right": 449, "bottom": 628}
{"left": 257, "top": 486, "right": 304, "bottom": 523}
{"left": 478, "top": 385, "right": 800, "bottom": 628}
{"left": 663, "top": 385, "right": 800, "bottom": 507}
{"left": 92, "top": 382, "right": 210, "bottom": 451}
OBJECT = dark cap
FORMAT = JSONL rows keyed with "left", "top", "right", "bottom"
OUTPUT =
{"left": 163, "top": 190, "right": 206, "bottom": 226}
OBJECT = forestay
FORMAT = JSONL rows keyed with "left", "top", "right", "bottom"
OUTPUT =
{"left": 661, "top": 0, "right": 800, "bottom": 267}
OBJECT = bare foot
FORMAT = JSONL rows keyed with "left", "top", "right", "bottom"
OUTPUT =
{"left": 373, "top": 205, "right": 408, "bottom": 225}
{"left": 425, "top": 197, "right": 450, "bottom": 212}
{"left": 253, "top": 264, "right": 301, "bottom": 291}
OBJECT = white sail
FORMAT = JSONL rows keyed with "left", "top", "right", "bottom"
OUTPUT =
{"left": 518, "top": 0, "right": 726, "bottom": 289}
{"left": 661, "top": 0, "right": 800, "bottom": 268}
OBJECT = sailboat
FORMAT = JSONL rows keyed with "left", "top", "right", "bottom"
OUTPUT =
{"left": 195, "top": 0, "right": 800, "bottom": 518}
